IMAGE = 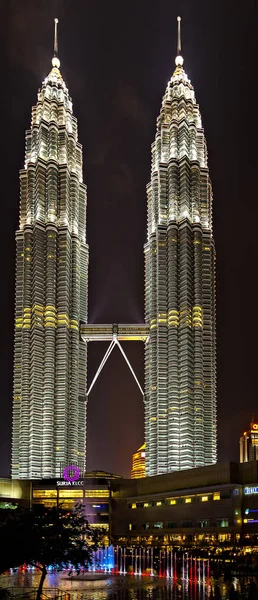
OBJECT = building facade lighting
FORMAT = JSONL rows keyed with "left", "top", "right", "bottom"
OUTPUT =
{"left": 12, "top": 21, "right": 89, "bottom": 479}
{"left": 144, "top": 18, "right": 216, "bottom": 475}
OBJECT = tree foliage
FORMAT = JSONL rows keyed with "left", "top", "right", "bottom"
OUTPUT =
{"left": 0, "top": 504, "right": 104, "bottom": 600}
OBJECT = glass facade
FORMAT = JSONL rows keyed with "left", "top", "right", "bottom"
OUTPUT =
{"left": 12, "top": 43, "right": 88, "bottom": 479}
{"left": 131, "top": 443, "right": 146, "bottom": 479}
{"left": 31, "top": 476, "right": 111, "bottom": 528}
{"left": 240, "top": 419, "right": 258, "bottom": 462}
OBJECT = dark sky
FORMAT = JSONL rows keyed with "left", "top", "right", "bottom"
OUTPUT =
{"left": 0, "top": 0, "right": 258, "bottom": 478}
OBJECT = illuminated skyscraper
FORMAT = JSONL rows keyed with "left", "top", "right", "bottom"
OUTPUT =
{"left": 12, "top": 21, "right": 88, "bottom": 479}
{"left": 144, "top": 18, "right": 216, "bottom": 475}
{"left": 240, "top": 417, "right": 258, "bottom": 463}
{"left": 131, "top": 443, "right": 146, "bottom": 479}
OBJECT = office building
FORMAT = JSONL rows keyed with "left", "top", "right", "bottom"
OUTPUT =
{"left": 240, "top": 417, "right": 258, "bottom": 463}
{"left": 110, "top": 461, "right": 258, "bottom": 547}
{"left": 131, "top": 444, "right": 146, "bottom": 479}
{"left": 12, "top": 21, "right": 89, "bottom": 479}
{"left": 11, "top": 16, "right": 216, "bottom": 479}
{"left": 144, "top": 17, "right": 216, "bottom": 475}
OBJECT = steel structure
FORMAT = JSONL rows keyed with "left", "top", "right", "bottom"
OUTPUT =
{"left": 86, "top": 333, "right": 145, "bottom": 398}
{"left": 81, "top": 324, "right": 149, "bottom": 342}
{"left": 82, "top": 324, "right": 148, "bottom": 400}
{"left": 12, "top": 21, "right": 88, "bottom": 478}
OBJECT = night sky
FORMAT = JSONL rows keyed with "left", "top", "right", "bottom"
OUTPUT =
{"left": 0, "top": 0, "right": 258, "bottom": 478}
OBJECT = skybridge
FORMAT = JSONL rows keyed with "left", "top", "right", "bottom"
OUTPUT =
{"left": 80, "top": 323, "right": 149, "bottom": 342}
{"left": 80, "top": 324, "right": 149, "bottom": 399}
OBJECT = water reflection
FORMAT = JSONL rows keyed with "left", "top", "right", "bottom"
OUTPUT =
{"left": 0, "top": 572, "right": 210, "bottom": 600}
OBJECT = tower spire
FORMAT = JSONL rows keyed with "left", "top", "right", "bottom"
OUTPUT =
{"left": 54, "top": 17, "right": 58, "bottom": 57}
{"left": 52, "top": 18, "right": 60, "bottom": 69}
{"left": 175, "top": 16, "right": 184, "bottom": 66}
{"left": 177, "top": 15, "right": 181, "bottom": 55}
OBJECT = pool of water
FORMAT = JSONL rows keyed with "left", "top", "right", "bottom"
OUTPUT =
{"left": 0, "top": 571, "right": 209, "bottom": 600}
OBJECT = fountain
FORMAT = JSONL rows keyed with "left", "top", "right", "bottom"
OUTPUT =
{"left": 9, "top": 546, "right": 211, "bottom": 584}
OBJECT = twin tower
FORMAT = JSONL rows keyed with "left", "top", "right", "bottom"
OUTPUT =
{"left": 12, "top": 19, "right": 216, "bottom": 480}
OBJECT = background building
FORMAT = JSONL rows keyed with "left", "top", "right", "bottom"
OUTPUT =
{"left": 131, "top": 444, "right": 146, "bottom": 479}
{"left": 110, "top": 461, "right": 258, "bottom": 547}
{"left": 0, "top": 479, "right": 30, "bottom": 509}
{"left": 240, "top": 417, "right": 258, "bottom": 463}
{"left": 3, "top": 463, "right": 258, "bottom": 547}
{"left": 144, "top": 18, "right": 216, "bottom": 475}
{"left": 12, "top": 23, "right": 89, "bottom": 479}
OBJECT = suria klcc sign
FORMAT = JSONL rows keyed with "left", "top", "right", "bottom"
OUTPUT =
{"left": 56, "top": 465, "right": 84, "bottom": 487}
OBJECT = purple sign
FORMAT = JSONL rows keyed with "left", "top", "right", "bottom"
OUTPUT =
{"left": 62, "top": 464, "right": 81, "bottom": 482}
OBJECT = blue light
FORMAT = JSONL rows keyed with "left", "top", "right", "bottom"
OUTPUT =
{"left": 247, "top": 519, "right": 258, "bottom": 523}
{"left": 244, "top": 486, "right": 258, "bottom": 495}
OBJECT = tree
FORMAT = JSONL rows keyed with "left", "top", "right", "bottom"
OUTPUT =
{"left": 0, "top": 504, "right": 103, "bottom": 600}
{"left": 0, "top": 506, "right": 33, "bottom": 573}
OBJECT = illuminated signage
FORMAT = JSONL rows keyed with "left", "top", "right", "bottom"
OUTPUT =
{"left": 244, "top": 486, "right": 258, "bottom": 495}
{"left": 57, "top": 464, "right": 83, "bottom": 487}
{"left": 251, "top": 423, "right": 258, "bottom": 430}
{"left": 63, "top": 464, "right": 81, "bottom": 482}
{"left": 57, "top": 480, "right": 84, "bottom": 487}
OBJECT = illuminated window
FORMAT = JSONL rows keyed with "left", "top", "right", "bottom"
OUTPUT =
{"left": 185, "top": 498, "right": 191, "bottom": 504}
{"left": 170, "top": 499, "right": 177, "bottom": 505}
{"left": 153, "top": 522, "right": 163, "bottom": 529}
{"left": 199, "top": 520, "right": 210, "bottom": 528}
{"left": 132, "top": 503, "right": 137, "bottom": 509}
{"left": 59, "top": 501, "right": 75, "bottom": 509}
{"left": 59, "top": 490, "right": 83, "bottom": 498}
{"left": 217, "top": 519, "right": 229, "bottom": 528}
{"left": 144, "top": 502, "right": 149, "bottom": 508}
{"left": 213, "top": 492, "right": 220, "bottom": 501}
{"left": 85, "top": 490, "right": 109, "bottom": 498}
{"left": 201, "top": 496, "right": 208, "bottom": 502}
{"left": 129, "top": 523, "right": 132, "bottom": 530}
{"left": 87, "top": 523, "right": 109, "bottom": 530}
{"left": 33, "top": 489, "right": 57, "bottom": 498}
{"left": 33, "top": 499, "right": 57, "bottom": 507}
{"left": 156, "top": 501, "right": 162, "bottom": 506}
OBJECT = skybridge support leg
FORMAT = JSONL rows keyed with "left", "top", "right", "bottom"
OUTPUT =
{"left": 87, "top": 339, "right": 116, "bottom": 396}
{"left": 86, "top": 336, "right": 144, "bottom": 399}
{"left": 115, "top": 338, "right": 144, "bottom": 397}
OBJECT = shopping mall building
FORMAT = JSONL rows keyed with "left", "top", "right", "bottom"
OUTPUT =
{"left": 1, "top": 462, "right": 258, "bottom": 546}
